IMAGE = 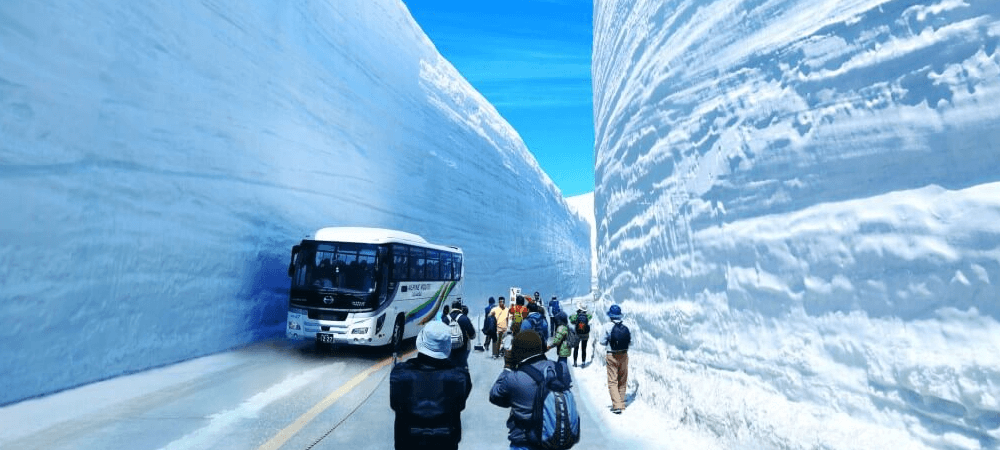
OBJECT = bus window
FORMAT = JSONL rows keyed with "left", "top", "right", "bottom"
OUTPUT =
{"left": 409, "top": 247, "right": 426, "bottom": 280}
{"left": 357, "top": 247, "right": 376, "bottom": 291}
{"left": 392, "top": 245, "right": 408, "bottom": 282}
{"left": 453, "top": 253, "right": 463, "bottom": 279}
{"left": 425, "top": 250, "right": 440, "bottom": 279}
{"left": 442, "top": 253, "right": 454, "bottom": 281}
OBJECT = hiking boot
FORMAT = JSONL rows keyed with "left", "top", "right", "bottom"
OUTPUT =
{"left": 572, "top": 362, "right": 578, "bottom": 367}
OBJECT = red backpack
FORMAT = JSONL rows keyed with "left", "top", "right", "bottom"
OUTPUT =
{"left": 574, "top": 313, "right": 590, "bottom": 334}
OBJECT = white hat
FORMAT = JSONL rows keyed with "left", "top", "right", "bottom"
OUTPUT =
{"left": 577, "top": 302, "right": 587, "bottom": 312}
{"left": 416, "top": 321, "right": 452, "bottom": 360}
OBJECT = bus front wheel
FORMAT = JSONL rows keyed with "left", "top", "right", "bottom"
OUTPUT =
{"left": 390, "top": 316, "right": 405, "bottom": 352}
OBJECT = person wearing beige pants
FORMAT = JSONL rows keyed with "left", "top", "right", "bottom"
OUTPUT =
{"left": 488, "top": 297, "right": 509, "bottom": 358}
{"left": 606, "top": 350, "right": 628, "bottom": 410}
{"left": 600, "top": 304, "right": 631, "bottom": 414}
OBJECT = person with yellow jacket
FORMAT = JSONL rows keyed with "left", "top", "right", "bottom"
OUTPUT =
{"left": 488, "top": 296, "right": 510, "bottom": 359}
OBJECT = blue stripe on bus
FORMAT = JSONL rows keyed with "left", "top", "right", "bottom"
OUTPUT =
{"left": 406, "top": 281, "right": 456, "bottom": 324}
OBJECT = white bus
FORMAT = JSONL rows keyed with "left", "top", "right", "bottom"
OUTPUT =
{"left": 285, "top": 227, "right": 464, "bottom": 350}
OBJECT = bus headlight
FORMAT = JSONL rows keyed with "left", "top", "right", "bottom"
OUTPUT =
{"left": 351, "top": 327, "right": 369, "bottom": 335}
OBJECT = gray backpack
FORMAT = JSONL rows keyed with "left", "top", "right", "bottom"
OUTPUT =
{"left": 449, "top": 313, "right": 465, "bottom": 349}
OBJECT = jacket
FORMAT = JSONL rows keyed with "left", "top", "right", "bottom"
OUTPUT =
{"left": 488, "top": 356, "right": 572, "bottom": 446}
{"left": 508, "top": 304, "right": 529, "bottom": 328}
{"left": 521, "top": 311, "right": 549, "bottom": 343}
{"left": 548, "top": 300, "right": 561, "bottom": 316}
{"left": 489, "top": 306, "right": 510, "bottom": 333}
{"left": 389, "top": 354, "right": 473, "bottom": 450}
{"left": 549, "top": 324, "right": 572, "bottom": 357}
{"left": 600, "top": 319, "right": 629, "bottom": 353}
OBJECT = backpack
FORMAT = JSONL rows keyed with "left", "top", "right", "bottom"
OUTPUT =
{"left": 520, "top": 363, "right": 580, "bottom": 450}
{"left": 574, "top": 313, "right": 590, "bottom": 335}
{"left": 511, "top": 306, "right": 526, "bottom": 324}
{"left": 391, "top": 361, "right": 461, "bottom": 447}
{"left": 449, "top": 313, "right": 465, "bottom": 349}
{"left": 483, "top": 314, "right": 497, "bottom": 334}
{"left": 608, "top": 322, "right": 631, "bottom": 351}
{"left": 523, "top": 312, "right": 548, "bottom": 343}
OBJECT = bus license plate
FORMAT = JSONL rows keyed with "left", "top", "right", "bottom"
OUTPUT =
{"left": 317, "top": 333, "right": 336, "bottom": 344}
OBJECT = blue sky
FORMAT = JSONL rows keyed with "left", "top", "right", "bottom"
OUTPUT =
{"left": 403, "top": 0, "right": 595, "bottom": 197}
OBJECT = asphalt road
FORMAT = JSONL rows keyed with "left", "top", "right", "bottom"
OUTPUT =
{"left": 0, "top": 336, "right": 646, "bottom": 450}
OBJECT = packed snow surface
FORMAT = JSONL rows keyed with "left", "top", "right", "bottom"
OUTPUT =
{"left": 0, "top": 0, "right": 589, "bottom": 406}
{"left": 593, "top": 0, "right": 1000, "bottom": 448}
{"left": 567, "top": 192, "right": 597, "bottom": 286}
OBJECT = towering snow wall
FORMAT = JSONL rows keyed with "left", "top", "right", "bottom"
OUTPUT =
{"left": 594, "top": 0, "right": 1000, "bottom": 448}
{"left": 0, "top": 0, "right": 589, "bottom": 406}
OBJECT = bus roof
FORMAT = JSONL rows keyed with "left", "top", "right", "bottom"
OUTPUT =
{"left": 311, "top": 227, "right": 461, "bottom": 252}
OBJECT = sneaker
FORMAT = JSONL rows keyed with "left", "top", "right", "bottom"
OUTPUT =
{"left": 612, "top": 409, "right": 622, "bottom": 414}
{"left": 572, "top": 363, "right": 578, "bottom": 367}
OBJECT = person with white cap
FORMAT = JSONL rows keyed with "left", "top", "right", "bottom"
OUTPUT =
{"left": 389, "top": 321, "right": 472, "bottom": 450}
{"left": 443, "top": 299, "right": 476, "bottom": 368}
{"left": 568, "top": 303, "right": 593, "bottom": 367}
{"left": 600, "top": 304, "right": 631, "bottom": 414}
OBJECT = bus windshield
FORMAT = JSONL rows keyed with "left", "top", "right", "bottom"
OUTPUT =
{"left": 291, "top": 241, "right": 379, "bottom": 294}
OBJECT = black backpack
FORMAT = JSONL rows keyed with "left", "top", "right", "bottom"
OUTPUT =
{"left": 574, "top": 313, "right": 590, "bottom": 335}
{"left": 483, "top": 314, "right": 497, "bottom": 334}
{"left": 392, "top": 363, "right": 460, "bottom": 447}
{"left": 608, "top": 322, "right": 631, "bottom": 351}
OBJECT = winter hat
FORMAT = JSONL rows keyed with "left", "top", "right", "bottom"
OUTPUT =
{"left": 555, "top": 311, "right": 569, "bottom": 327}
{"left": 510, "top": 330, "right": 545, "bottom": 365}
{"left": 416, "top": 321, "right": 452, "bottom": 360}
{"left": 488, "top": 297, "right": 496, "bottom": 304}
{"left": 608, "top": 304, "right": 623, "bottom": 320}
{"left": 452, "top": 299, "right": 464, "bottom": 309}
{"left": 577, "top": 302, "right": 587, "bottom": 312}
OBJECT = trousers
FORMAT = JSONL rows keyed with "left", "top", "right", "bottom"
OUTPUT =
{"left": 606, "top": 351, "right": 628, "bottom": 410}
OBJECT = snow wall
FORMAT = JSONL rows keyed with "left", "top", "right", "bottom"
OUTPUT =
{"left": 0, "top": 0, "right": 590, "bottom": 406}
{"left": 594, "top": 0, "right": 1000, "bottom": 448}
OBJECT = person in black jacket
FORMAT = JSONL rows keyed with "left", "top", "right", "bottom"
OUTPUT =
{"left": 443, "top": 300, "right": 477, "bottom": 368}
{"left": 389, "top": 321, "right": 473, "bottom": 450}
{"left": 482, "top": 297, "right": 498, "bottom": 354}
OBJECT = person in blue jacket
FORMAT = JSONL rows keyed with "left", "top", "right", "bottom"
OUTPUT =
{"left": 489, "top": 330, "right": 572, "bottom": 450}
{"left": 547, "top": 296, "right": 561, "bottom": 337}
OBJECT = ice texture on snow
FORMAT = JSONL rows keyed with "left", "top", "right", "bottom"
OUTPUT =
{"left": 0, "top": 0, "right": 589, "bottom": 406}
{"left": 593, "top": 0, "right": 1000, "bottom": 448}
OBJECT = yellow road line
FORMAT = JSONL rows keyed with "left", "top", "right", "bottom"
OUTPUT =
{"left": 257, "top": 351, "right": 414, "bottom": 450}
